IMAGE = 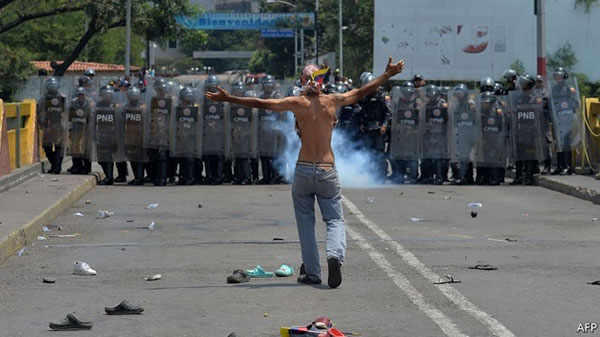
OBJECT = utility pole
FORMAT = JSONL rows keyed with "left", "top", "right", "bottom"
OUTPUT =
{"left": 536, "top": 0, "right": 546, "bottom": 78}
{"left": 125, "top": 0, "right": 131, "bottom": 76}
{"left": 338, "top": 0, "right": 343, "bottom": 77}
{"left": 315, "top": 0, "right": 319, "bottom": 65}
{"left": 294, "top": 0, "right": 298, "bottom": 76}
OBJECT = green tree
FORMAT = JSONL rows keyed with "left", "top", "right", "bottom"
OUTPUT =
{"left": 510, "top": 59, "right": 526, "bottom": 74}
{"left": 0, "top": 42, "right": 34, "bottom": 100}
{"left": 547, "top": 42, "right": 578, "bottom": 72}
{"left": 574, "top": 0, "right": 599, "bottom": 13}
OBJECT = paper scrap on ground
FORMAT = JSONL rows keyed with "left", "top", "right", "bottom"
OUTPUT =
{"left": 145, "top": 203, "right": 159, "bottom": 209}
{"left": 42, "top": 226, "right": 51, "bottom": 232}
{"left": 97, "top": 210, "right": 114, "bottom": 219}
{"left": 468, "top": 203, "right": 482, "bottom": 208}
{"left": 410, "top": 217, "right": 424, "bottom": 222}
{"left": 73, "top": 212, "right": 85, "bottom": 217}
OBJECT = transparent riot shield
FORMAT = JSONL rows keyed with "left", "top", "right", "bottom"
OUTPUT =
{"left": 389, "top": 90, "right": 420, "bottom": 161}
{"left": 508, "top": 90, "right": 544, "bottom": 162}
{"left": 123, "top": 88, "right": 149, "bottom": 163}
{"left": 147, "top": 78, "right": 176, "bottom": 150}
{"left": 201, "top": 93, "right": 229, "bottom": 156}
{"left": 257, "top": 108, "right": 281, "bottom": 157}
{"left": 67, "top": 86, "right": 93, "bottom": 159}
{"left": 548, "top": 76, "right": 582, "bottom": 152}
{"left": 448, "top": 90, "right": 479, "bottom": 163}
{"left": 476, "top": 94, "right": 507, "bottom": 168}
{"left": 94, "top": 85, "right": 121, "bottom": 162}
{"left": 228, "top": 103, "right": 257, "bottom": 159}
{"left": 419, "top": 90, "right": 449, "bottom": 160}
{"left": 172, "top": 86, "right": 202, "bottom": 158}
{"left": 39, "top": 76, "right": 69, "bottom": 149}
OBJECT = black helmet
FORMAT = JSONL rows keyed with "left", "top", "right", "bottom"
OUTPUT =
{"left": 480, "top": 77, "right": 495, "bottom": 93}
{"left": 335, "top": 83, "right": 346, "bottom": 94}
{"left": 262, "top": 75, "right": 275, "bottom": 91}
{"left": 84, "top": 68, "right": 95, "bottom": 77}
{"left": 204, "top": 75, "right": 220, "bottom": 90}
{"left": 231, "top": 81, "right": 246, "bottom": 97}
{"left": 553, "top": 67, "right": 568, "bottom": 80}
{"left": 425, "top": 84, "right": 440, "bottom": 101}
{"left": 502, "top": 69, "right": 518, "bottom": 81}
{"left": 493, "top": 82, "right": 505, "bottom": 96}
{"left": 412, "top": 74, "right": 424, "bottom": 82}
{"left": 153, "top": 78, "right": 168, "bottom": 92}
{"left": 100, "top": 85, "right": 113, "bottom": 101}
{"left": 535, "top": 75, "right": 544, "bottom": 83}
{"left": 127, "top": 86, "right": 141, "bottom": 102}
{"left": 179, "top": 87, "right": 194, "bottom": 102}
{"left": 78, "top": 75, "right": 91, "bottom": 87}
{"left": 400, "top": 81, "right": 415, "bottom": 100}
{"left": 75, "top": 87, "right": 87, "bottom": 97}
{"left": 45, "top": 77, "right": 60, "bottom": 95}
{"left": 480, "top": 91, "right": 496, "bottom": 104}
{"left": 517, "top": 74, "right": 535, "bottom": 91}
{"left": 361, "top": 73, "right": 375, "bottom": 87}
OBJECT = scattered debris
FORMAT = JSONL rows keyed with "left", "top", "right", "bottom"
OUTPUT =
{"left": 587, "top": 280, "right": 600, "bottom": 286}
{"left": 427, "top": 191, "right": 435, "bottom": 194}
{"left": 399, "top": 192, "right": 404, "bottom": 196}
{"left": 51, "top": 178, "right": 59, "bottom": 182}
{"left": 43, "top": 277, "right": 56, "bottom": 284}
{"left": 522, "top": 213, "right": 529, "bottom": 217}
{"left": 37, "top": 235, "right": 47, "bottom": 241}
{"left": 49, "top": 313, "right": 93, "bottom": 331}
{"left": 73, "top": 212, "right": 85, "bottom": 217}
{"left": 227, "top": 270, "right": 250, "bottom": 284}
{"left": 593, "top": 218, "right": 599, "bottom": 221}
{"left": 96, "top": 210, "right": 114, "bottom": 219}
{"left": 145, "top": 274, "right": 162, "bottom": 281}
{"left": 17, "top": 248, "right": 25, "bottom": 256}
{"left": 434, "top": 275, "right": 461, "bottom": 284}
{"left": 444, "top": 196, "right": 452, "bottom": 200}
{"left": 48, "top": 234, "right": 80, "bottom": 238}
{"left": 73, "top": 261, "right": 96, "bottom": 276}
{"left": 269, "top": 193, "right": 273, "bottom": 197}
{"left": 137, "top": 222, "right": 155, "bottom": 230}
{"left": 470, "top": 211, "right": 478, "bottom": 218}
{"left": 488, "top": 238, "right": 517, "bottom": 243}
{"left": 144, "top": 203, "right": 159, "bottom": 209}
{"left": 263, "top": 312, "right": 269, "bottom": 318}
{"left": 42, "top": 226, "right": 51, "bottom": 232}
{"left": 85, "top": 200, "right": 91, "bottom": 204}
{"left": 198, "top": 204, "right": 203, "bottom": 208}
{"left": 273, "top": 237, "right": 284, "bottom": 241}
{"left": 468, "top": 264, "right": 497, "bottom": 271}
{"left": 365, "top": 197, "right": 375, "bottom": 204}
{"left": 468, "top": 203, "right": 482, "bottom": 208}
{"left": 505, "top": 238, "right": 517, "bottom": 242}
{"left": 105, "top": 300, "right": 145, "bottom": 315}
{"left": 126, "top": 219, "right": 134, "bottom": 223}
{"left": 121, "top": 248, "right": 126, "bottom": 251}
{"left": 410, "top": 217, "right": 424, "bottom": 222}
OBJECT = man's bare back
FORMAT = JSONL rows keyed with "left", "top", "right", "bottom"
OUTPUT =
{"left": 205, "top": 57, "right": 405, "bottom": 165}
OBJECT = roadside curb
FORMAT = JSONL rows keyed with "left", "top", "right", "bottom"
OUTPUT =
{"left": 0, "top": 159, "right": 49, "bottom": 193}
{"left": 0, "top": 171, "right": 102, "bottom": 265}
{"left": 536, "top": 175, "right": 600, "bottom": 205}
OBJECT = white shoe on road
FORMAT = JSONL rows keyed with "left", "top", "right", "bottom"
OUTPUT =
{"left": 73, "top": 261, "right": 96, "bottom": 276}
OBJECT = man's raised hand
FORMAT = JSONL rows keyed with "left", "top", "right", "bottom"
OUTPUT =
{"left": 205, "top": 86, "right": 229, "bottom": 102}
{"left": 384, "top": 57, "right": 405, "bottom": 77}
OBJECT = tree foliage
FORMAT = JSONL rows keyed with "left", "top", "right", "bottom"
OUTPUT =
{"left": 574, "top": 0, "right": 599, "bottom": 13}
{"left": 0, "top": 42, "right": 34, "bottom": 100}
{"left": 547, "top": 42, "right": 578, "bottom": 72}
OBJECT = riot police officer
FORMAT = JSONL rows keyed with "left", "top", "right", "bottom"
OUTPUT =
{"left": 95, "top": 85, "right": 121, "bottom": 185}
{"left": 358, "top": 73, "right": 391, "bottom": 182}
{"left": 147, "top": 78, "right": 175, "bottom": 186}
{"left": 122, "top": 86, "right": 147, "bottom": 185}
{"left": 202, "top": 75, "right": 228, "bottom": 185}
{"left": 256, "top": 75, "right": 282, "bottom": 184}
{"left": 419, "top": 84, "right": 449, "bottom": 184}
{"left": 549, "top": 67, "right": 579, "bottom": 175}
{"left": 40, "top": 77, "right": 67, "bottom": 174}
{"left": 229, "top": 81, "right": 257, "bottom": 185}
{"left": 475, "top": 77, "right": 496, "bottom": 184}
{"left": 389, "top": 81, "right": 421, "bottom": 184}
{"left": 536, "top": 75, "right": 553, "bottom": 175}
{"left": 172, "top": 86, "right": 200, "bottom": 185}
{"left": 67, "top": 87, "right": 93, "bottom": 175}
{"left": 449, "top": 84, "right": 477, "bottom": 185}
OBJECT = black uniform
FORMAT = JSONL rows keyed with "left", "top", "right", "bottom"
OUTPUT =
{"left": 358, "top": 92, "right": 392, "bottom": 182}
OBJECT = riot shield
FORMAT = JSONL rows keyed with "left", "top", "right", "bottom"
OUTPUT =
{"left": 548, "top": 76, "right": 581, "bottom": 152}
{"left": 448, "top": 90, "right": 479, "bottom": 163}
{"left": 508, "top": 90, "right": 544, "bottom": 161}
{"left": 419, "top": 91, "right": 449, "bottom": 160}
{"left": 39, "top": 76, "right": 68, "bottom": 148}
{"left": 172, "top": 87, "right": 202, "bottom": 158}
{"left": 257, "top": 108, "right": 281, "bottom": 157}
{"left": 389, "top": 93, "right": 420, "bottom": 161}
{"left": 147, "top": 78, "right": 176, "bottom": 150}
{"left": 476, "top": 94, "right": 507, "bottom": 168}
{"left": 67, "top": 87, "right": 93, "bottom": 159}
{"left": 123, "top": 88, "right": 149, "bottom": 163}
{"left": 228, "top": 104, "right": 257, "bottom": 159}
{"left": 94, "top": 87, "right": 122, "bottom": 162}
{"left": 201, "top": 98, "right": 229, "bottom": 156}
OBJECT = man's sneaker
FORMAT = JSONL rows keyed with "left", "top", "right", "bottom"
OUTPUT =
{"left": 297, "top": 274, "right": 322, "bottom": 285}
{"left": 73, "top": 261, "right": 96, "bottom": 276}
{"left": 327, "top": 256, "right": 342, "bottom": 288}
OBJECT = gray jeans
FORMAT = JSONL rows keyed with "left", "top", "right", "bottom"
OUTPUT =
{"left": 291, "top": 164, "right": 346, "bottom": 279}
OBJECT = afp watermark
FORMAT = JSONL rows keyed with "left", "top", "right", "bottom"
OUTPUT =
{"left": 577, "top": 322, "right": 599, "bottom": 333}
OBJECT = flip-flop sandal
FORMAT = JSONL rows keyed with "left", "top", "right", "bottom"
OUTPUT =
{"left": 49, "top": 313, "right": 93, "bottom": 330}
{"left": 227, "top": 269, "right": 251, "bottom": 283}
{"left": 104, "top": 300, "right": 144, "bottom": 315}
{"left": 274, "top": 264, "right": 294, "bottom": 277}
{"left": 245, "top": 265, "right": 273, "bottom": 278}
{"left": 468, "top": 264, "right": 498, "bottom": 271}
{"left": 434, "top": 275, "right": 462, "bottom": 285}
{"left": 587, "top": 280, "right": 600, "bottom": 286}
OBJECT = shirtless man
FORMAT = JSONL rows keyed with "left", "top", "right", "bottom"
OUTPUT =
{"left": 206, "top": 57, "right": 405, "bottom": 288}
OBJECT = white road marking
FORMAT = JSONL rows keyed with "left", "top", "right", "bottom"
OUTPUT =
{"left": 342, "top": 195, "right": 516, "bottom": 337}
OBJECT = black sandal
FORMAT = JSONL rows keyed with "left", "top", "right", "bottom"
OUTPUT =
{"left": 49, "top": 313, "right": 93, "bottom": 330}
{"left": 227, "top": 269, "right": 250, "bottom": 284}
{"left": 105, "top": 300, "right": 144, "bottom": 315}
{"left": 468, "top": 264, "right": 498, "bottom": 271}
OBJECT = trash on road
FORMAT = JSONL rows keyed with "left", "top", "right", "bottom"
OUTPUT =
{"left": 51, "top": 178, "right": 59, "bottom": 182}
{"left": 137, "top": 222, "right": 155, "bottom": 230}
{"left": 434, "top": 275, "right": 461, "bottom": 284}
{"left": 85, "top": 200, "right": 91, "bottom": 204}
{"left": 593, "top": 218, "right": 599, "bottom": 221}
{"left": 37, "top": 235, "right": 47, "bottom": 241}
{"left": 468, "top": 203, "right": 482, "bottom": 208}
{"left": 522, "top": 213, "right": 529, "bottom": 217}
{"left": 17, "top": 248, "right": 25, "bottom": 256}
{"left": 505, "top": 238, "right": 517, "bottom": 242}
{"left": 273, "top": 237, "right": 284, "bottom": 241}
{"left": 227, "top": 270, "right": 250, "bottom": 284}
{"left": 470, "top": 211, "right": 478, "bottom": 218}
{"left": 43, "top": 277, "right": 56, "bottom": 284}
{"left": 145, "top": 203, "right": 159, "bottom": 209}
{"left": 198, "top": 204, "right": 203, "bottom": 208}
{"left": 73, "top": 261, "right": 96, "bottom": 276}
{"left": 145, "top": 274, "right": 162, "bottom": 281}
{"left": 126, "top": 219, "right": 134, "bottom": 223}
{"left": 96, "top": 210, "right": 114, "bottom": 219}
{"left": 105, "top": 300, "right": 145, "bottom": 315}
{"left": 264, "top": 312, "right": 269, "bottom": 318}
{"left": 49, "top": 313, "right": 93, "bottom": 331}
{"left": 73, "top": 212, "right": 85, "bottom": 217}
{"left": 427, "top": 191, "right": 435, "bottom": 194}
{"left": 410, "top": 217, "right": 424, "bottom": 222}
{"left": 365, "top": 197, "right": 375, "bottom": 204}
{"left": 42, "top": 226, "right": 51, "bottom": 232}
{"left": 444, "top": 196, "right": 452, "bottom": 200}
{"left": 587, "top": 280, "right": 600, "bottom": 286}
{"left": 468, "top": 264, "right": 497, "bottom": 271}
{"left": 48, "top": 233, "right": 80, "bottom": 238}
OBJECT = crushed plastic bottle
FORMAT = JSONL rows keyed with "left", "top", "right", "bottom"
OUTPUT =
{"left": 148, "top": 222, "right": 155, "bottom": 230}
{"left": 37, "top": 235, "right": 47, "bottom": 241}
{"left": 96, "top": 210, "right": 114, "bottom": 219}
{"left": 145, "top": 203, "right": 159, "bottom": 209}
{"left": 17, "top": 248, "right": 25, "bottom": 256}
{"left": 410, "top": 217, "right": 424, "bottom": 222}
{"left": 73, "top": 212, "right": 85, "bottom": 217}
{"left": 365, "top": 197, "right": 375, "bottom": 204}
{"left": 42, "top": 226, "right": 50, "bottom": 232}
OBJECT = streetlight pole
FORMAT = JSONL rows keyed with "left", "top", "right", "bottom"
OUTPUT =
{"left": 338, "top": 0, "right": 343, "bottom": 77}
{"left": 294, "top": 0, "right": 298, "bottom": 76}
{"left": 125, "top": 0, "right": 131, "bottom": 76}
{"left": 536, "top": 0, "right": 546, "bottom": 78}
{"left": 315, "top": 0, "right": 319, "bottom": 65}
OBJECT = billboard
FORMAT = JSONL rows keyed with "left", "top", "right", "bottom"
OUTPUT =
{"left": 176, "top": 12, "right": 315, "bottom": 30}
{"left": 373, "top": 0, "right": 600, "bottom": 81}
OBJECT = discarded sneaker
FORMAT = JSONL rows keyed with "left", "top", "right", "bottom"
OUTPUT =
{"left": 327, "top": 256, "right": 342, "bottom": 288}
{"left": 245, "top": 265, "right": 273, "bottom": 278}
{"left": 73, "top": 261, "right": 96, "bottom": 276}
{"left": 274, "top": 264, "right": 294, "bottom": 277}
{"left": 49, "top": 313, "right": 93, "bottom": 330}
{"left": 104, "top": 300, "right": 144, "bottom": 315}
{"left": 227, "top": 269, "right": 251, "bottom": 284}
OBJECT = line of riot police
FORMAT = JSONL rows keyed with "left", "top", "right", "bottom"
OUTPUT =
{"left": 38, "top": 74, "right": 294, "bottom": 186}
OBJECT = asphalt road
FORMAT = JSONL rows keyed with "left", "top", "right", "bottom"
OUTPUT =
{"left": 0, "top": 182, "right": 599, "bottom": 337}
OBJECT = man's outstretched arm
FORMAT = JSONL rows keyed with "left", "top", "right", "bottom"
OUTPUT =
{"left": 334, "top": 56, "right": 405, "bottom": 108}
{"left": 205, "top": 87, "right": 297, "bottom": 112}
